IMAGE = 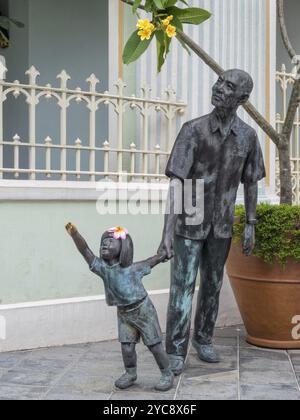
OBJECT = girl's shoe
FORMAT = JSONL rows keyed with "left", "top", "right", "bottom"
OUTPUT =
{"left": 115, "top": 370, "right": 137, "bottom": 389}
{"left": 154, "top": 369, "right": 174, "bottom": 392}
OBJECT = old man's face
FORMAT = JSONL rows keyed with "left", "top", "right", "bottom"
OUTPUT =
{"left": 211, "top": 69, "right": 252, "bottom": 110}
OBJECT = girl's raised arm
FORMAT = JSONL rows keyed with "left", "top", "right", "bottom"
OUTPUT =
{"left": 65, "top": 223, "right": 96, "bottom": 266}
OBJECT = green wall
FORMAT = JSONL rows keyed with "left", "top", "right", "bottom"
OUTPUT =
{"left": 0, "top": 201, "right": 170, "bottom": 304}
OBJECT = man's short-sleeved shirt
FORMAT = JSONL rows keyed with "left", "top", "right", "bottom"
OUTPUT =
{"left": 165, "top": 110, "right": 266, "bottom": 240}
{"left": 89, "top": 258, "right": 151, "bottom": 307}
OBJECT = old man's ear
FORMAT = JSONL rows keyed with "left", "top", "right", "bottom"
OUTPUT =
{"left": 238, "top": 93, "right": 250, "bottom": 105}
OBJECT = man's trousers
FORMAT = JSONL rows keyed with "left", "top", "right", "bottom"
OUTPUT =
{"left": 166, "top": 229, "right": 232, "bottom": 358}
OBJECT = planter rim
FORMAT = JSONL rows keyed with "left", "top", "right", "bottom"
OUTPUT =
{"left": 231, "top": 274, "right": 300, "bottom": 285}
{"left": 232, "top": 240, "right": 300, "bottom": 268}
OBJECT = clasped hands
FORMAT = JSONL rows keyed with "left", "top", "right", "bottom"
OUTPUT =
{"left": 157, "top": 224, "right": 255, "bottom": 262}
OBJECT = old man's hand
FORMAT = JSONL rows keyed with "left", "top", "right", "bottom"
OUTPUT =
{"left": 157, "top": 236, "right": 174, "bottom": 262}
{"left": 243, "top": 224, "right": 255, "bottom": 256}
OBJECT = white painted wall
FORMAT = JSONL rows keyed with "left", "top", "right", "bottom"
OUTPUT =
{"left": 0, "top": 281, "right": 241, "bottom": 352}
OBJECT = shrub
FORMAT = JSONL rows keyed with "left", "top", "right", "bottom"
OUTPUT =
{"left": 233, "top": 204, "right": 300, "bottom": 265}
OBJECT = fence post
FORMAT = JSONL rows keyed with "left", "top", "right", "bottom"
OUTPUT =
{"left": 103, "top": 140, "right": 110, "bottom": 180}
{"left": 0, "top": 56, "right": 6, "bottom": 180}
{"left": 114, "top": 79, "right": 126, "bottom": 182}
{"left": 45, "top": 136, "right": 52, "bottom": 178}
{"left": 13, "top": 134, "right": 21, "bottom": 179}
{"left": 155, "top": 144, "right": 161, "bottom": 179}
{"left": 25, "top": 66, "right": 40, "bottom": 180}
{"left": 165, "top": 86, "right": 176, "bottom": 152}
{"left": 141, "top": 85, "right": 151, "bottom": 180}
{"left": 87, "top": 74, "right": 99, "bottom": 182}
{"left": 130, "top": 142, "right": 136, "bottom": 180}
{"left": 57, "top": 70, "right": 70, "bottom": 181}
{"left": 75, "top": 138, "right": 82, "bottom": 180}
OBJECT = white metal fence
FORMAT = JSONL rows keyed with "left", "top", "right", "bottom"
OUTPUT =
{"left": 0, "top": 66, "right": 186, "bottom": 182}
{"left": 276, "top": 64, "right": 300, "bottom": 204}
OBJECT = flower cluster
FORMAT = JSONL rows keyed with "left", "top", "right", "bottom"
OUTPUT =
{"left": 136, "top": 19, "right": 155, "bottom": 41}
{"left": 136, "top": 16, "right": 176, "bottom": 41}
{"left": 162, "top": 15, "right": 176, "bottom": 38}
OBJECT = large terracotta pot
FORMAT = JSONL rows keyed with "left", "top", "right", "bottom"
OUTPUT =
{"left": 227, "top": 243, "right": 300, "bottom": 349}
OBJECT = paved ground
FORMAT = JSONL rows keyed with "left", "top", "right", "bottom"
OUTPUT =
{"left": 0, "top": 326, "right": 300, "bottom": 400}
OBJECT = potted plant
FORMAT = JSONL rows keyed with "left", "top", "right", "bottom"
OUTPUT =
{"left": 121, "top": 1, "right": 300, "bottom": 348}
{"left": 225, "top": 2, "right": 300, "bottom": 350}
{"left": 227, "top": 205, "right": 300, "bottom": 349}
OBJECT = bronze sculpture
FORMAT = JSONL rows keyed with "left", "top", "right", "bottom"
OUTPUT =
{"left": 66, "top": 224, "right": 174, "bottom": 392}
{"left": 158, "top": 69, "right": 266, "bottom": 375}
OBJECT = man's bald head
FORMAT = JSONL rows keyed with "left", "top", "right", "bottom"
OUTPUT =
{"left": 212, "top": 69, "right": 254, "bottom": 110}
{"left": 224, "top": 69, "right": 254, "bottom": 96}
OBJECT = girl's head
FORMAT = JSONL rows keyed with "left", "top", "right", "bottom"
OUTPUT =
{"left": 100, "top": 227, "right": 133, "bottom": 267}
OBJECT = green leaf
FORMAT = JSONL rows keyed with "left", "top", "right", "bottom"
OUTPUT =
{"left": 0, "top": 16, "right": 25, "bottom": 30}
{"left": 155, "top": 30, "right": 166, "bottom": 73}
{"left": 165, "top": 0, "right": 177, "bottom": 7}
{"left": 123, "top": 30, "right": 154, "bottom": 65}
{"left": 171, "top": 14, "right": 183, "bottom": 31}
{"left": 144, "top": 0, "right": 154, "bottom": 12}
{"left": 166, "top": 6, "right": 211, "bottom": 25}
{"left": 153, "top": 0, "right": 166, "bottom": 10}
{"left": 132, "top": 0, "right": 142, "bottom": 14}
{"left": 164, "top": 33, "right": 171, "bottom": 56}
{"left": 178, "top": 0, "right": 189, "bottom": 5}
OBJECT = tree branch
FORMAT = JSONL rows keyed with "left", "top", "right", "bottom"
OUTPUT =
{"left": 121, "top": 0, "right": 280, "bottom": 146}
{"left": 122, "top": 0, "right": 145, "bottom": 10}
{"left": 176, "top": 31, "right": 281, "bottom": 146}
{"left": 281, "top": 78, "right": 300, "bottom": 141}
{"left": 277, "top": 0, "right": 296, "bottom": 60}
{"left": 277, "top": 0, "right": 300, "bottom": 144}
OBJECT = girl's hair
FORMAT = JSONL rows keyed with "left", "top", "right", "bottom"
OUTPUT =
{"left": 100, "top": 231, "right": 134, "bottom": 268}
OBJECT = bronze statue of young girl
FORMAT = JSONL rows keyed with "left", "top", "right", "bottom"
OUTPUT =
{"left": 66, "top": 223, "right": 174, "bottom": 392}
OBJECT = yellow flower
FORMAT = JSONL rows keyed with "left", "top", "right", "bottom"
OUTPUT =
{"left": 138, "top": 28, "right": 153, "bottom": 41}
{"left": 137, "top": 19, "right": 153, "bottom": 30}
{"left": 166, "top": 24, "right": 176, "bottom": 38}
{"left": 162, "top": 15, "right": 173, "bottom": 27}
{"left": 137, "top": 20, "right": 155, "bottom": 41}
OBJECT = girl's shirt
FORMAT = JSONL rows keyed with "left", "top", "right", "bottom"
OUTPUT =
{"left": 89, "top": 257, "right": 151, "bottom": 307}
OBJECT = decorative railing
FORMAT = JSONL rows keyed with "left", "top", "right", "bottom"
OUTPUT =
{"left": 0, "top": 66, "right": 186, "bottom": 182}
{"left": 276, "top": 64, "right": 300, "bottom": 204}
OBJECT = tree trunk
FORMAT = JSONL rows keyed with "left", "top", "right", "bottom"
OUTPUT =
{"left": 278, "top": 139, "right": 293, "bottom": 204}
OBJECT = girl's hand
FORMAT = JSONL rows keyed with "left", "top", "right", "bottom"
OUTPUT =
{"left": 65, "top": 222, "right": 77, "bottom": 236}
{"left": 157, "top": 253, "right": 168, "bottom": 263}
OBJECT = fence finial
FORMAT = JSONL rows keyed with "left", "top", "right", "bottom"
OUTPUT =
{"left": 141, "top": 85, "right": 151, "bottom": 99}
{"left": 57, "top": 70, "right": 71, "bottom": 89}
{"left": 165, "top": 86, "right": 176, "bottom": 100}
{"left": 13, "top": 134, "right": 21, "bottom": 143}
{"left": 114, "top": 79, "right": 127, "bottom": 96}
{"left": 86, "top": 74, "right": 100, "bottom": 92}
{"left": 25, "top": 66, "right": 40, "bottom": 85}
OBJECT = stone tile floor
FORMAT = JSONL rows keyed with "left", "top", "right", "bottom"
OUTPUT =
{"left": 0, "top": 326, "right": 299, "bottom": 400}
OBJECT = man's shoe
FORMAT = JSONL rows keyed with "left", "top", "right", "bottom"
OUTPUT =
{"left": 155, "top": 369, "right": 174, "bottom": 392}
{"left": 115, "top": 371, "right": 137, "bottom": 389}
{"left": 192, "top": 341, "right": 220, "bottom": 364}
{"left": 168, "top": 355, "right": 185, "bottom": 376}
